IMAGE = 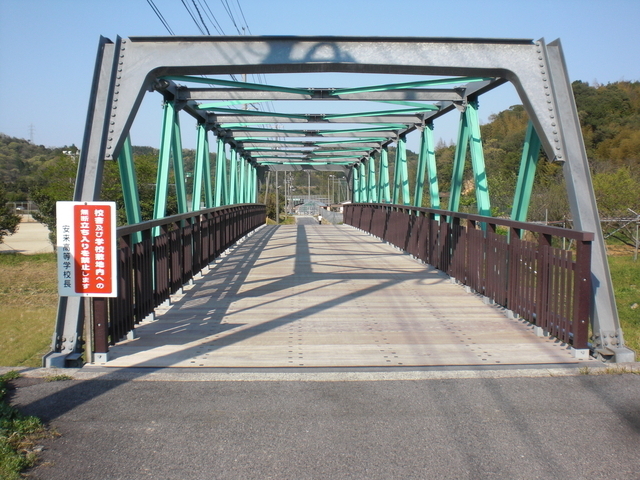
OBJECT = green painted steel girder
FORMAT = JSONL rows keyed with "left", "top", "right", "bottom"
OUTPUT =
{"left": 448, "top": 109, "right": 470, "bottom": 213}
{"left": 238, "top": 156, "right": 247, "bottom": 203}
{"left": 352, "top": 165, "right": 360, "bottom": 203}
{"left": 466, "top": 100, "right": 491, "bottom": 216}
{"left": 333, "top": 76, "right": 494, "bottom": 95}
{"left": 425, "top": 124, "right": 440, "bottom": 210}
{"left": 162, "top": 75, "right": 310, "bottom": 95}
{"left": 392, "top": 136, "right": 410, "bottom": 205}
{"left": 193, "top": 124, "right": 213, "bottom": 211}
{"left": 367, "top": 153, "right": 378, "bottom": 203}
{"left": 359, "top": 162, "right": 367, "bottom": 202}
{"left": 378, "top": 147, "right": 391, "bottom": 203}
{"left": 153, "top": 102, "right": 176, "bottom": 235}
{"left": 228, "top": 148, "right": 238, "bottom": 204}
{"left": 413, "top": 127, "right": 429, "bottom": 208}
{"left": 117, "top": 135, "right": 143, "bottom": 244}
{"left": 171, "top": 111, "right": 188, "bottom": 215}
{"left": 512, "top": 121, "right": 542, "bottom": 222}
{"left": 214, "top": 137, "right": 228, "bottom": 207}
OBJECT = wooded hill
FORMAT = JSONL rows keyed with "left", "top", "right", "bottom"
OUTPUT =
{"left": 1, "top": 80, "right": 639, "bottom": 243}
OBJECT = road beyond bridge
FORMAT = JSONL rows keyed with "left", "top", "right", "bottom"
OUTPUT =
{"left": 96, "top": 223, "right": 597, "bottom": 369}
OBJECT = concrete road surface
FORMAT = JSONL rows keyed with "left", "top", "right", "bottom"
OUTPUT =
{"left": 7, "top": 368, "right": 640, "bottom": 480}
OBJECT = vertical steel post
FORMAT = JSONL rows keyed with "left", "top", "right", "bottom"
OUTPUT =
{"left": 228, "top": 149, "right": 238, "bottom": 204}
{"left": 448, "top": 109, "right": 470, "bottom": 213}
{"left": 192, "top": 123, "right": 207, "bottom": 211}
{"left": 171, "top": 112, "right": 188, "bottom": 214}
{"left": 152, "top": 102, "right": 176, "bottom": 235}
{"left": 368, "top": 153, "right": 378, "bottom": 203}
{"left": 238, "top": 156, "right": 247, "bottom": 203}
{"left": 359, "top": 162, "right": 367, "bottom": 202}
{"left": 352, "top": 165, "right": 360, "bottom": 203}
{"left": 466, "top": 100, "right": 491, "bottom": 216}
{"left": 413, "top": 127, "right": 428, "bottom": 208}
{"left": 214, "top": 138, "right": 227, "bottom": 207}
{"left": 511, "top": 121, "right": 542, "bottom": 222}
{"left": 424, "top": 124, "right": 441, "bottom": 210}
{"left": 393, "top": 135, "right": 410, "bottom": 205}
{"left": 378, "top": 146, "right": 391, "bottom": 203}
{"left": 117, "top": 135, "right": 142, "bottom": 243}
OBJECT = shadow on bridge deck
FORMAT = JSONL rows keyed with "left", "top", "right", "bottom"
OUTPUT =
{"left": 100, "top": 225, "right": 594, "bottom": 368}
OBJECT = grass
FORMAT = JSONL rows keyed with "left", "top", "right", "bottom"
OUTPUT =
{"left": 0, "top": 253, "right": 58, "bottom": 367}
{"left": 0, "top": 371, "right": 50, "bottom": 480}
{"left": 608, "top": 255, "right": 640, "bottom": 354}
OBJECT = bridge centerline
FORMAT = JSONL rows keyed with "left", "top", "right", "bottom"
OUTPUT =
{"left": 99, "top": 224, "right": 594, "bottom": 369}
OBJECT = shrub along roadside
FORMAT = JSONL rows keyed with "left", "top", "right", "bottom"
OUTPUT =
{"left": 0, "top": 371, "right": 49, "bottom": 480}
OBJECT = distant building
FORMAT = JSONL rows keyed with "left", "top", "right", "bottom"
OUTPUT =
{"left": 296, "top": 201, "right": 327, "bottom": 216}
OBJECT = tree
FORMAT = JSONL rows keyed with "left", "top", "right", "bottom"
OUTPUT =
{"left": 31, "top": 154, "right": 76, "bottom": 244}
{"left": 0, "top": 183, "right": 20, "bottom": 243}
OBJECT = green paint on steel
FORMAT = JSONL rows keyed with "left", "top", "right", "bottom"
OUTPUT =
{"left": 153, "top": 102, "right": 176, "bottom": 236}
{"left": 413, "top": 127, "right": 429, "bottom": 208}
{"left": 235, "top": 137, "right": 387, "bottom": 145}
{"left": 192, "top": 124, "right": 207, "bottom": 211}
{"left": 228, "top": 148, "right": 238, "bottom": 205}
{"left": 359, "top": 162, "right": 367, "bottom": 202}
{"left": 352, "top": 166, "right": 360, "bottom": 203}
{"left": 367, "top": 153, "right": 378, "bottom": 203}
{"left": 261, "top": 161, "right": 353, "bottom": 166}
{"left": 239, "top": 157, "right": 247, "bottom": 203}
{"left": 214, "top": 137, "right": 227, "bottom": 207}
{"left": 202, "top": 130, "right": 213, "bottom": 208}
{"left": 161, "top": 75, "right": 310, "bottom": 95}
{"left": 171, "top": 111, "right": 188, "bottom": 214}
{"left": 392, "top": 136, "right": 410, "bottom": 205}
{"left": 378, "top": 147, "right": 391, "bottom": 203}
{"left": 324, "top": 105, "right": 437, "bottom": 120}
{"left": 466, "top": 100, "right": 491, "bottom": 216}
{"left": 197, "top": 106, "right": 310, "bottom": 120}
{"left": 117, "top": 135, "right": 143, "bottom": 244}
{"left": 425, "top": 123, "right": 440, "bottom": 210}
{"left": 333, "top": 77, "right": 494, "bottom": 95}
{"left": 511, "top": 121, "right": 542, "bottom": 222}
{"left": 448, "top": 110, "right": 470, "bottom": 213}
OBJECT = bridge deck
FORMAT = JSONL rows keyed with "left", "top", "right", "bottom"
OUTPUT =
{"left": 102, "top": 224, "right": 593, "bottom": 368}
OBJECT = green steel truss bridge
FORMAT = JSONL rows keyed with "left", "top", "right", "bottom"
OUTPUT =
{"left": 45, "top": 36, "right": 634, "bottom": 367}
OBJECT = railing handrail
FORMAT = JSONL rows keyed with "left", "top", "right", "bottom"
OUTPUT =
{"left": 353, "top": 203, "right": 594, "bottom": 242}
{"left": 116, "top": 203, "right": 266, "bottom": 237}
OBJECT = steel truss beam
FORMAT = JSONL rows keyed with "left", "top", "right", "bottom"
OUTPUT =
{"left": 49, "top": 35, "right": 631, "bottom": 367}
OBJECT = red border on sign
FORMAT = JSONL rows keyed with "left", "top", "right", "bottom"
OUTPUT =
{"left": 73, "top": 204, "right": 113, "bottom": 295}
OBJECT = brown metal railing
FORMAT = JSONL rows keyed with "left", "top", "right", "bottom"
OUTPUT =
{"left": 345, "top": 203, "right": 593, "bottom": 349}
{"left": 92, "top": 204, "right": 266, "bottom": 355}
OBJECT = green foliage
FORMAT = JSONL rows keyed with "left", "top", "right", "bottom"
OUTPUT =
{"left": 0, "top": 184, "right": 20, "bottom": 243}
{"left": 608, "top": 256, "right": 640, "bottom": 355}
{"left": 0, "top": 371, "right": 46, "bottom": 479}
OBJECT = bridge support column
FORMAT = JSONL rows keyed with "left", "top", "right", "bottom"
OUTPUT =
{"left": 352, "top": 165, "right": 360, "bottom": 203}
{"left": 228, "top": 149, "right": 238, "bottom": 204}
{"left": 359, "top": 162, "right": 367, "bottom": 202}
{"left": 193, "top": 123, "right": 213, "bottom": 210}
{"left": 392, "top": 135, "right": 410, "bottom": 205}
{"left": 378, "top": 146, "right": 391, "bottom": 203}
{"left": 367, "top": 153, "right": 378, "bottom": 203}
{"left": 466, "top": 100, "right": 491, "bottom": 216}
{"left": 511, "top": 121, "right": 542, "bottom": 222}
{"left": 118, "top": 136, "right": 142, "bottom": 243}
{"left": 448, "top": 108, "right": 470, "bottom": 213}
{"left": 214, "top": 138, "right": 228, "bottom": 207}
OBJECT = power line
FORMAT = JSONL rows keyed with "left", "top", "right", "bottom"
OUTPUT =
{"left": 146, "top": 0, "right": 175, "bottom": 35}
{"left": 191, "top": 0, "right": 211, "bottom": 35}
{"left": 235, "top": 0, "right": 252, "bottom": 34}
{"left": 199, "top": 0, "right": 225, "bottom": 35}
{"left": 220, "top": 0, "right": 243, "bottom": 35}
{"left": 180, "top": 0, "right": 206, "bottom": 35}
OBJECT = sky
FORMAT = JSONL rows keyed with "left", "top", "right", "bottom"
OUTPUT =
{"left": 1, "top": 0, "right": 639, "bottom": 152}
